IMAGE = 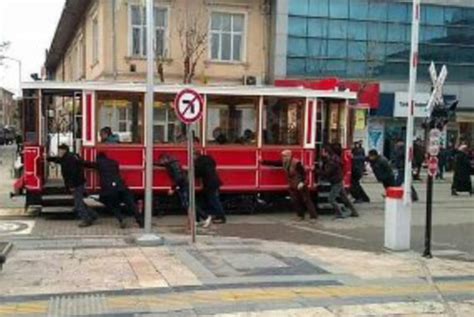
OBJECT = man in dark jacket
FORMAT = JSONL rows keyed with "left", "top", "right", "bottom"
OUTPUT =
{"left": 83, "top": 152, "right": 143, "bottom": 228}
{"left": 368, "top": 150, "right": 395, "bottom": 189}
{"left": 262, "top": 149, "right": 318, "bottom": 221}
{"left": 47, "top": 144, "right": 97, "bottom": 227}
{"left": 452, "top": 145, "right": 473, "bottom": 195}
{"left": 320, "top": 145, "right": 358, "bottom": 219}
{"left": 156, "top": 154, "right": 212, "bottom": 227}
{"left": 194, "top": 152, "right": 226, "bottom": 223}
{"left": 351, "top": 141, "right": 370, "bottom": 203}
{"left": 413, "top": 138, "right": 425, "bottom": 180}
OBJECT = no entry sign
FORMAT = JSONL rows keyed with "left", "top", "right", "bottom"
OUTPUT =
{"left": 174, "top": 89, "right": 204, "bottom": 124}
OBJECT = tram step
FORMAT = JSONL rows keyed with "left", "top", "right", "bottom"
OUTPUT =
{"left": 41, "top": 195, "right": 74, "bottom": 207}
{"left": 41, "top": 206, "right": 74, "bottom": 214}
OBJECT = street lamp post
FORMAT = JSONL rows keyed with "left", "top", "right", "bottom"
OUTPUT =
{"left": 0, "top": 55, "right": 22, "bottom": 99}
{"left": 136, "top": 0, "right": 163, "bottom": 246}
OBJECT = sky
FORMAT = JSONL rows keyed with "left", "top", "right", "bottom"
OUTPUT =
{"left": 0, "top": 0, "right": 64, "bottom": 96}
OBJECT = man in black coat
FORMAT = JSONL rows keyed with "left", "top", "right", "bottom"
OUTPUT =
{"left": 393, "top": 140, "right": 419, "bottom": 202}
{"left": 194, "top": 152, "right": 226, "bottom": 224}
{"left": 368, "top": 149, "right": 396, "bottom": 189}
{"left": 320, "top": 145, "right": 358, "bottom": 219}
{"left": 351, "top": 141, "right": 370, "bottom": 203}
{"left": 156, "top": 154, "right": 212, "bottom": 227}
{"left": 84, "top": 152, "right": 143, "bottom": 228}
{"left": 452, "top": 145, "right": 473, "bottom": 195}
{"left": 47, "top": 144, "right": 97, "bottom": 227}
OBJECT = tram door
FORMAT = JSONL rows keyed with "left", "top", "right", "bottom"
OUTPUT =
{"left": 315, "top": 99, "right": 349, "bottom": 160}
{"left": 45, "top": 92, "right": 83, "bottom": 183}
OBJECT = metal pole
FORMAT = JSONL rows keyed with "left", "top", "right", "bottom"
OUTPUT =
{"left": 187, "top": 126, "right": 196, "bottom": 243}
{"left": 403, "top": 0, "right": 421, "bottom": 205}
{"left": 423, "top": 172, "right": 433, "bottom": 258}
{"left": 18, "top": 60, "right": 22, "bottom": 99}
{"left": 144, "top": 0, "right": 154, "bottom": 234}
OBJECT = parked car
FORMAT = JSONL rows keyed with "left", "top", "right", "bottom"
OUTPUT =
{"left": 0, "top": 127, "right": 16, "bottom": 145}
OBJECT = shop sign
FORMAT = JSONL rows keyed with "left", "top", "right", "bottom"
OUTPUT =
{"left": 393, "top": 92, "right": 431, "bottom": 118}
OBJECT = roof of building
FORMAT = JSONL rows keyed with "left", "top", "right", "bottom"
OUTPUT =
{"left": 20, "top": 81, "right": 358, "bottom": 100}
{"left": 44, "top": 0, "right": 92, "bottom": 73}
{"left": 0, "top": 87, "right": 14, "bottom": 96}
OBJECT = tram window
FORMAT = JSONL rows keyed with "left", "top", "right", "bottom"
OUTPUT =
{"left": 206, "top": 96, "right": 258, "bottom": 145}
{"left": 263, "top": 98, "right": 304, "bottom": 146}
{"left": 23, "top": 98, "right": 38, "bottom": 144}
{"left": 153, "top": 97, "right": 200, "bottom": 144}
{"left": 97, "top": 95, "right": 143, "bottom": 144}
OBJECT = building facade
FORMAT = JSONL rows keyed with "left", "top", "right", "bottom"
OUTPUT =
{"left": 0, "top": 88, "right": 15, "bottom": 127}
{"left": 270, "top": 0, "right": 474, "bottom": 150}
{"left": 45, "top": 0, "right": 270, "bottom": 85}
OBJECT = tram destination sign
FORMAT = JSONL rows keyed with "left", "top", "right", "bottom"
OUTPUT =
{"left": 174, "top": 88, "right": 204, "bottom": 124}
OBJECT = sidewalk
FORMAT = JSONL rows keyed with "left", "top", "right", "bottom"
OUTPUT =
{"left": 0, "top": 232, "right": 473, "bottom": 316}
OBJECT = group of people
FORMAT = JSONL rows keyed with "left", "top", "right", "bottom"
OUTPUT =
{"left": 352, "top": 139, "right": 473, "bottom": 202}
{"left": 48, "top": 132, "right": 228, "bottom": 228}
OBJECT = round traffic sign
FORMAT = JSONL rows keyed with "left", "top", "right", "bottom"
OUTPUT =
{"left": 174, "top": 89, "right": 204, "bottom": 124}
{"left": 427, "top": 156, "right": 438, "bottom": 177}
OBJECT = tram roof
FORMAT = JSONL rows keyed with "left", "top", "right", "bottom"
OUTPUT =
{"left": 21, "top": 81, "right": 357, "bottom": 100}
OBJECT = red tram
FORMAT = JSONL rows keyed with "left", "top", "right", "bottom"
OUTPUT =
{"left": 16, "top": 82, "right": 358, "bottom": 210}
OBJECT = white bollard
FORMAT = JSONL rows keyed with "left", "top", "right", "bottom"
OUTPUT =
{"left": 384, "top": 187, "right": 411, "bottom": 251}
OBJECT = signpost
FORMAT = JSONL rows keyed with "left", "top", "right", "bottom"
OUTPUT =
{"left": 174, "top": 89, "right": 204, "bottom": 243}
{"left": 423, "top": 63, "right": 448, "bottom": 259}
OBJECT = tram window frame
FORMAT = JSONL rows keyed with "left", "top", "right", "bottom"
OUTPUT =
{"left": 153, "top": 94, "right": 201, "bottom": 145}
{"left": 96, "top": 93, "right": 144, "bottom": 145}
{"left": 206, "top": 95, "right": 259, "bottom": 146}
{"left": 23, "top": 96, "right": 39, "bottom": 145}
{"left": 262, "top": 97, "right": 305, "bottom": 147}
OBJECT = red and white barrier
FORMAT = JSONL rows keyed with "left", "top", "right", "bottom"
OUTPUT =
{"left": 385, "top": 187, "right": 411, "bottom": 251}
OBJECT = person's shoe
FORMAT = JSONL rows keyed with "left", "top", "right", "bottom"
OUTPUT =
{"left": 295, "top": 216, "right": 305, "bottom": 222}
{"left": 452, "top": 191, "right": 458, "bottom": 196}
{"left": 212, "top": 217, "right": 226, "bottom": 224}
{"left": 136, "top": 219, "right": 144, "bottom": 228}
{"left": 202, "top": 216, "right": 212, "bottom": 228}
{"left": 353, "top": 199, "right": 364, "bottom": 204}
{"left": 308, "top": 217, "right": 318, "bottom": 223}
{"left": 334, "top": 213, "right": 345, "bottom": 219}
{"left": 351, "top": 211, "right": 360, "bottom": 217}
{"left": 78, "top": 220, "right": 93, "bottom": 228}
{"left": 119, "top": 220, "right": 126, "bottom": 229}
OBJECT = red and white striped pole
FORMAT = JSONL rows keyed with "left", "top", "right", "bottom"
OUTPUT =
{"left": 404, "top": 0, "right": 421, "bottom": 205}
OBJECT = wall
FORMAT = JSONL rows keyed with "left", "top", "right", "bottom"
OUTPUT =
{"left": 54, "top": 0, "right": 269, "bottom": 85}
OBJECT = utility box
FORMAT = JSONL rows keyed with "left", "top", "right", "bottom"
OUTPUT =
{"left": 385, "top": 187, "right": 411, "bottom": 251}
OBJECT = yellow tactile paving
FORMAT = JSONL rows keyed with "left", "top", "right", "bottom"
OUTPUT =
{"left": 0, "top": 281, "right": 472, "bottom": 316}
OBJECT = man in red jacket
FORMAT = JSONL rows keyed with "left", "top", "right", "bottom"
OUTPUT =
{"left": 262, "top": 150, "right": 318, "bottom": 222}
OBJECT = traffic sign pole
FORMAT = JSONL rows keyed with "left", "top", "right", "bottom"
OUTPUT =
{"left": 187, "top": 125, "right": 196, "bottom": 243}
{"left": 174, "top": 88, "right": 203, "bottom": 244}
{"left": 423, "top": 168, "right": 434, "bottom": 259}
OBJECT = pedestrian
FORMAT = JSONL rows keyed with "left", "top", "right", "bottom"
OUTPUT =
{"left": 350, "top": 141, "right": 370, "bottom": 203}
{"left": 451, "top": 144, "right": 473, "bottom": 196}
{"left": 47, "top": 144, "right": 98, "bottom": 227}
{"left": 194, "top": 152, "right": 226, "bottom": 224}
{"left": 83, "top": 152, "right": 144, "bottom": 229}
{"left": 320, "top": 145, "right": 358, "bottom": 219}
{"left": 436, "top": 146, "right": 447, "bottom": 180}
{"left": 393, "top": 140, "right": 419, "bottom": 201}
{"left": 413, "top": 138, "right": 425, "bottom": 181}
{"left": 262, "top": 149, "right": 318, "bottom": 222}
{"left": 368, "top": 149, "right": 396, "bottom": 190}
{"left": 156, "top": 154, "right": 212, "bottom": 227}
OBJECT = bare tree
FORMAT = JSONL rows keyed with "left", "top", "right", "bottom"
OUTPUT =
{"left": 0, "top": 41, "right": 11, "bottom": 66}
{"left": 176, "top": 5, "right": 208, "bottom": 84}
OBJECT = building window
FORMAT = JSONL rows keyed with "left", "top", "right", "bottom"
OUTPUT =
{"left": 210, "top": 12, "right": 245, "bottom": 62}
{"left": 206, "top": 96, "right": 257, "bottom": 145}
{"left": 130, "top": 5, "right": 168, "bottom": 57}
{"left": 263, "top": 98, "right": 304, "bottom": 146}
{"left": 92, "top": 17, "right": 99, "bottom": 63}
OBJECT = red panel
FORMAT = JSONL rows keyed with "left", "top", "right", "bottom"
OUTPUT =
{"left": 342, "top": 149, "right": 352, "bottom": 188}
{"left": 82, "top": 147, "right": 95, "bottom": 189}
{"left": 86, "top": 94, "right": 92, "bottom": 142}
{"left": 260, "top": 169, "right": 288, "bottom": 188}
{"left": 206, "top": 148, "right": 257, "bottom": 166}
{"left": 219, "top": 170, "right": 256, "bottom": 187}
{"left": 306, "top": 101, "right": 313, "bottom": 144}
{"left": 96, "top": 146, "right": 144, "bottom": 166}
{"left": 23, "top": 146, "right": 42, "bottom": 191}
{"left": 261, "top": 149, "right": 304, "bottom": 161}
{"left": 120, "top": 170, "right": 143, "bottom": 188}
{"left": 153, "top": 169, "right": 173, "bottom": 188}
